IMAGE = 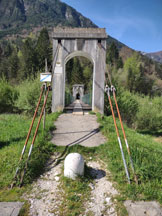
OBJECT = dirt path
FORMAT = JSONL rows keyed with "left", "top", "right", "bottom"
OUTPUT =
{"left": 24, "top": 158, "right": 119, "bottom": 216}
{"left": 85, "top": 161, "right": 118, "bottom": 216}
{"left": 24, "top": 155, "right": 63, "bottom": 216}
{"left": 23, "top": 113, "right": 119, "bottom": 216}
{"left": 51, "top": 113, "right": 106, "bottom": 147}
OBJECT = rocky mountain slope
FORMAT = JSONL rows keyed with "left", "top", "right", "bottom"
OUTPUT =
{"left": 146, "top": 51, "right": 162, "bottom": 63}
{"left": 0, "top": 0, "right": 96, "bottom": 38}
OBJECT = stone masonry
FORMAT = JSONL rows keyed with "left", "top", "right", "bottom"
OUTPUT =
{"left": 52, "top": 27, "right": 107, "bottom": 114}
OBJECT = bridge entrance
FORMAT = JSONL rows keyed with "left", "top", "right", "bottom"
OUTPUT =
{"left": 52, "top": 28, "right": 107, "bottom": 114}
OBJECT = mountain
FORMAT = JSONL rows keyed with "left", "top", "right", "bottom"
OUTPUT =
{"left": 0, "top": 0, "right": 97, "bottom": 38}
{"left": 145, "top": 51, "right": 162, "bottom": 64}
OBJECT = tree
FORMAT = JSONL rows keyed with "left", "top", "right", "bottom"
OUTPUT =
{"left": 71, "top": 57, "right": 83, "bottom": 85}
{"left": 36, "top": 28, "right": 52, "bottom": 71}
{"left": 124, "top": 54, "right": 142, "bottom": 92}
{"left": 66, "top": 56, "right": 93, "bottom": 93}
{"left": 8, "top": 49, "right": 19, "bottom": 80}
{"left": 19, "top": 38, "right": 37, "bottom": 79}
{"left": 83, "top": 66, "right": 92, "bottom": 92}
{"left": 106, "top": 42, "right": 123, "bottom": 69}
{"left": 124, "top": 54, "right": 154, "bottom": 94}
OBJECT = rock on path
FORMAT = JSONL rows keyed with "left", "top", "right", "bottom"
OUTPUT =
{"left": 124, "top": 200, "right": 162, "bottom": 216}
{"left": 51, "top": 113, "right": 106, "bottom": 147}
{"left": 0, "top": 202, "right": 23, "bottom": 216}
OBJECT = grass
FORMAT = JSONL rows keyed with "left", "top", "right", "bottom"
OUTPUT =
{"left": 96, "top": 113, "right": 162, "bottom": 204}
{"left": 0, "top": 112, "right": 61, "bottom": 201}
{"left": 58, "top": 167, "right": 92, "bottom": 216}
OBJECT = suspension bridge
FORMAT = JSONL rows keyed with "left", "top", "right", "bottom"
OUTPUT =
{"left": 10, "top": 27, "right": 138, "bottom": 187}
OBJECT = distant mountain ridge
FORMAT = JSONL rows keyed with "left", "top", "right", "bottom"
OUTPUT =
{"left": 0, "top": 0, "right": 97, "bottom": 37}
{"left": 0, "top": 0, "right": 161, "bottom": 69}
{"left": 145, "top": 51, "right": 162, "bottom": 64}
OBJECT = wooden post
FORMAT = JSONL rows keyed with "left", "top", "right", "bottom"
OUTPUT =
{"left": 43, "top": 83, "right": 47, "bottom": 130}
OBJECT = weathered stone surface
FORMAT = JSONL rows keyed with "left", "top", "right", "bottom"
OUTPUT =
{"left": 124, "top": 200, "right": 162, "bottom": 216}
{"left": 73, "top": 84, "right": 84, "bottom": 101}
{"left": 51, "top": 113, "right": 106, "bottom": 147}
{"left": 64, "top": 153, "right": 84, "bottom": 179}
{"left": 53, "top": 27, "right": 107, "bottom": 39}
{"left": 52, "top": 27, "right": 107, "bottom": 114}
{"left": 0, "top": 202, "right": 24, "bottom": 216}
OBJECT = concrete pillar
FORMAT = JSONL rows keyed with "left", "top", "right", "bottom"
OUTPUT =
{"left": 64, "top": 153, "right": 84, "bottom": 180}
{"left": 52, "top": 28, "right": 107, "bottom": 114}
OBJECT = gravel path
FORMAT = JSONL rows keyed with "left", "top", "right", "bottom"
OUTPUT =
{"left": 51, "top": 113, "right": 106, "bottom": 147}
{"left": 85, "top": 161, "right": 118, "bottom": 216}
{"left": 24, "top": 156, "right": 63, "bottom": 216}
{"left": 24, "top": 158, "right": 119, "bottom": 216}
{"left": 23, "top": 113, "right": 162, "bottom": 216}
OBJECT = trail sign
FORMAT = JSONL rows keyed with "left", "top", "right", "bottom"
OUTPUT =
{"left": 40, "top": 73, "right": 52, "bottom": 82}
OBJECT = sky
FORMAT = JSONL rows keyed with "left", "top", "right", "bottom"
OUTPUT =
{"left": 61, "top": 0, "right": 162, "bottom": 53}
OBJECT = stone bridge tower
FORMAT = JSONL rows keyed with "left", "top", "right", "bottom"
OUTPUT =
{"left": 52, "top": 27, "right": 107, "bottom": 114}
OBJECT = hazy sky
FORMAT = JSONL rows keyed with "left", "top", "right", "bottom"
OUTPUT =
{"left": 62, "top": 0, "right": 162, "bottom": 53}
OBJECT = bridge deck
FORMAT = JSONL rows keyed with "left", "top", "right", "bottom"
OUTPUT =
{"left": 51, "top": 113, "right": 106, "bottom": 147}
{"left": 65, "top": 100, "right": 91, "bottom": 113}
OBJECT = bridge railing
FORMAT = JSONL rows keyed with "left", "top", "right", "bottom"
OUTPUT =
{"left": 82, "top": 93, "right": 92, "bottom": 106}
{"left": 65, "top": 91, "right": 74, "bottom": 106}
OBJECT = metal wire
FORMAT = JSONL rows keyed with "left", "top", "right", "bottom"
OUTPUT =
{"left": 105, "top": 85, "right": 130, "bottom": 184}
{"left": 19, "top": 86, "right": 50, "bottom": 186}
{"left": 11, "top": 85, "right": 44, "bottom": 188}
{"left": 112, "top": 86, "right": 138, "bottom": 184}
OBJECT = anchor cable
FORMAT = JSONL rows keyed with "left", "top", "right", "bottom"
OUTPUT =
{"left": 105, "top": 85, "right": 130, "bottom": 183}
{"left": 11, "top": 85, "right": 45, "bottom": 188}
{"left": 19, "top": 86, "right": 50, "bottom": 186}
{"left": 111, "top": 85, "right": 138, "bottom": 184}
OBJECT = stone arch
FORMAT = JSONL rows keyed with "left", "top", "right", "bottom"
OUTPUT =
{"left": 64, "top": 51, "right": 94, "bottom": 65}
{"left": 64, "top": 51, "right": 94, "bottom": 106}
{"left": 52, "top": 28, "right": 107, "bottom": 114}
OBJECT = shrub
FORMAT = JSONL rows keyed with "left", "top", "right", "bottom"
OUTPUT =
{"left": 104, "top": 87, "right": 139, "bottom": 127}
{"left": 15, "top": 76, "right": 52, "bottom": 115}
{"left": 0, "top": 78, "right": 18, "bottom": 113}
{"left": 136, "top": 96, "right": 162, "bottom": 131}
{"left": 116, "top": 89, "right": 139, "bottom": 126}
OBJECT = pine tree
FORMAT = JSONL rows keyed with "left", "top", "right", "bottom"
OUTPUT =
{"left": 36, "top": 28, "right": 52, "bottom": 71}
{"left": 106, "top": 42, "right": 123, "bottom": 69}
{"left": 8, "top": 49, "right": 19, "bottom": 80}
{"left": 19, "top": 38, "right": 37, "bottom": 79}
{"left": 71, "top": 57, "right": 84, "bottom": 85}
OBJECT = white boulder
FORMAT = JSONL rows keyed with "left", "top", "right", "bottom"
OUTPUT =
{"left": 64, "top": 153, "right": 84, "bottom": 179}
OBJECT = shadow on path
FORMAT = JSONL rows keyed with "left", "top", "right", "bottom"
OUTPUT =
{"left": 46, "top": 128, "right": 100, "bottom": 171}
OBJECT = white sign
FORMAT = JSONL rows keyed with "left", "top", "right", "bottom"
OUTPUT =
{"left": 54, "top": 66, "right": 62, "bottom": 74}
{"left": 40, "top": 73, "right": 52, "bottom": 82}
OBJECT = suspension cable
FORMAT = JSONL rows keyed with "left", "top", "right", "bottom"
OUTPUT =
{"left": 111, "top": 86, "right": 138, "bottom": 184}
{"left": 105, "top": 85, "right": 130, "bottom": 184}
{"left": 11, "top": 85, "right": 45, "bottom": 188}
{"left": 19, "top": 86, "right": 50, "bottom": 186}
{"left": 106, "top": 64, "right": 112, "bottom": 86}
{"left": 51, "top": 43, "right": 61, "bottom": 83}
{"left": 105, "top": 63, "right": 138, "bottom": 183}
